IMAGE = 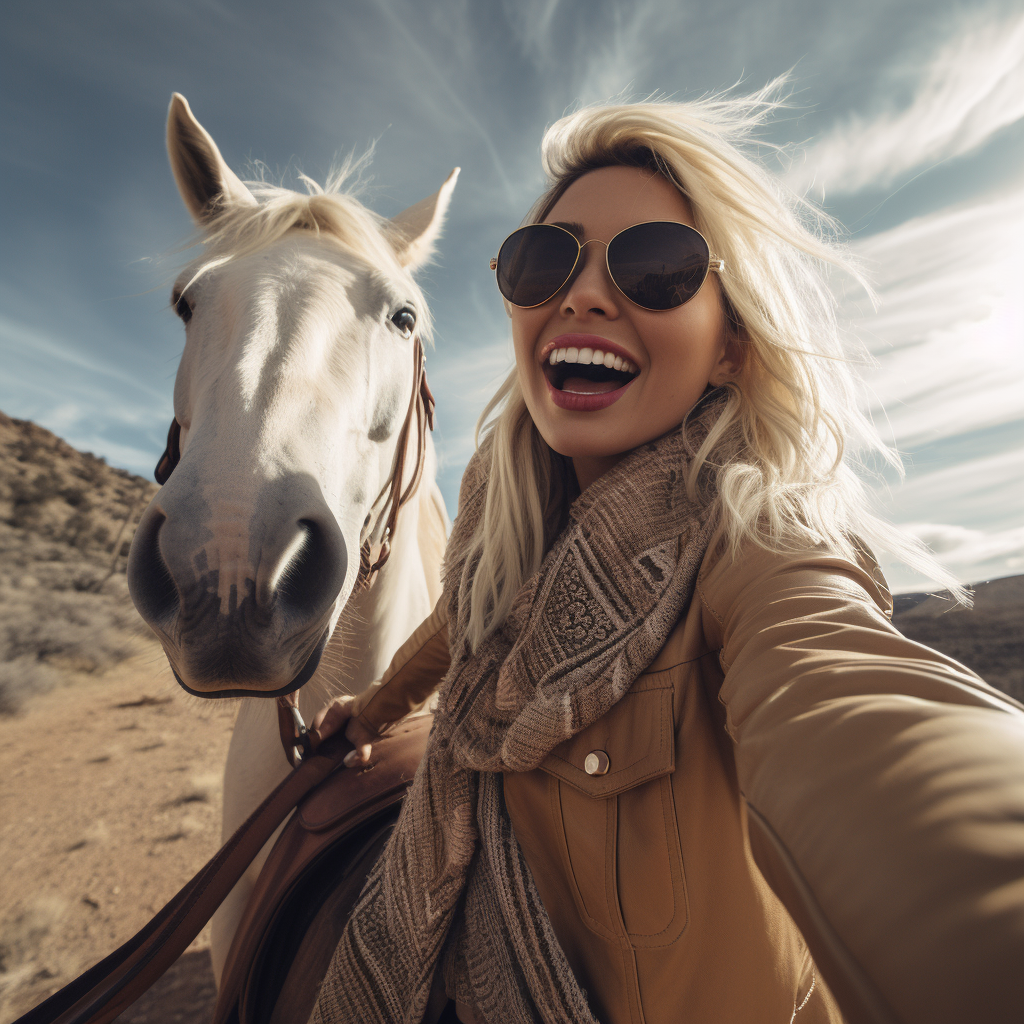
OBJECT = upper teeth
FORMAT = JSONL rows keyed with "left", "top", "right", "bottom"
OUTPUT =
{"left": 547, "top": 347, "right": 638, "bottom": 374}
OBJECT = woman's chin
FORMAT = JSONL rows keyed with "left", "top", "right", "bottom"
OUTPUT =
{"left": 539, "top": 424, "right": 639, "bottom": 464}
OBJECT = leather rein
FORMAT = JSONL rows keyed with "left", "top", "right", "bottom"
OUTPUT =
{"left": 153, "top": 336, "right": 436, "bottom": 767}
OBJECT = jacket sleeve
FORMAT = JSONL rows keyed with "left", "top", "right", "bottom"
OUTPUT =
{"left": 349, "top": 597, "right": 451, "bottom": 736}
{"left": 698, "top": 543, "right": 1024, "bottom": 1024}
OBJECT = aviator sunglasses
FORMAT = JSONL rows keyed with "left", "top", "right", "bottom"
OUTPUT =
{"left": 490, "top": 220, "right": 725, "bottom": 311}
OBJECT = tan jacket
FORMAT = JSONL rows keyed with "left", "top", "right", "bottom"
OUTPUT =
{"left": 351, "top": 537, "right": 1024, "bottom": 1024}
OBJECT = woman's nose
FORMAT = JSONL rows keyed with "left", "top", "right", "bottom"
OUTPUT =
{"left": 559, "top": 241, "right": 620, "bottom": 319}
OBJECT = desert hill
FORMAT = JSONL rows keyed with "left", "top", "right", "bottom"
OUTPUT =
{"left": 0, "top": 411, "right": 160, "bottom": 713}
{"left": 892, "top": 576, "right": 1023, "bottom": 703}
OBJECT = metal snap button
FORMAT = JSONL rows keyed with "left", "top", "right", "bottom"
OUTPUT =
{"left": 584, "top": 750, "right": 610, "bottom": 776}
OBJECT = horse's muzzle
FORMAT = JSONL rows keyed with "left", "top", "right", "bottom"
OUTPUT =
{"left": 127, "top": 471, "right": 348, "bottom": 696}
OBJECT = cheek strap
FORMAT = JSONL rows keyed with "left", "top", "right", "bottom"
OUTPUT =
{"left": 358, "top": 336, "right": 436, "bottom": 590}
{"left": 152, "top": 338, "right": 437, "bottom": 591}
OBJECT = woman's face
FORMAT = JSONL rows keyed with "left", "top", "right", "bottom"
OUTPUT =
{"left": 510, "top": 164, "right": 740, "bottom": 490}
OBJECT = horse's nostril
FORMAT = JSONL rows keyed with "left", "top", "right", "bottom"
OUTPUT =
{"left": 127, "top": 509, "right": 180, "bottom": 626}
{"left": 275, "top": 518, "right": 346, "bottom": 618}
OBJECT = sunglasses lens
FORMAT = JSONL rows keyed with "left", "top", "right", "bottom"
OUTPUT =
{"left": 607, "top": 221, "right": 710, "bottom": 310}
{"left": 495, "top": 226, "right": 580, "bottom": 307}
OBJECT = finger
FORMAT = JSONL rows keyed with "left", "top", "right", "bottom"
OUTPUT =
{"left": 342, "top": 726, "right": 375, "bottom": 765}
{"left": 343, "top": 745, "right": 372, "bottom": 768}
{"left": 345, "top": 716, "right": 377, "bottom": 745}
{"left": 311, "top": 697, "right": 354, "bottom": 740}
{"left": 311, "top": 701, "right": 335, "bottom": 733}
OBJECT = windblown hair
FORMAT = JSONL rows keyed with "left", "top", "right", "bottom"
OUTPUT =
{"left": 461, "top": 84, "right": 966, "bottom": 650}
{"left": 178, "top": 160, "right": 434, "bottom": 343}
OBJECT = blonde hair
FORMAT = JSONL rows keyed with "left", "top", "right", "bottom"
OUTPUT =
{"left": 461, "top": 85, "right": 966, "bottom": 650}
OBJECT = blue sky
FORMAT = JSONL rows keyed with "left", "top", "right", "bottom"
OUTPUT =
{"left": 2, "top": 0, "right": 1022, "bottom": 591}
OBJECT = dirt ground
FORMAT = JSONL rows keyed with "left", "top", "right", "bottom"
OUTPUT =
{"left": 0, "top": 646, "right": 237, "bottom": 1023}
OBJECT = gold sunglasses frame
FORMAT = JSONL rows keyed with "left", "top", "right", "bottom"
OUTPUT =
{"left": 489, "top": 221, "right": 725, "bottom": 310}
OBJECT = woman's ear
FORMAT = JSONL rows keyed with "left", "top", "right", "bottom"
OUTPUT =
{"left": 709, "top": 331, "right": 745, "bottom": 386}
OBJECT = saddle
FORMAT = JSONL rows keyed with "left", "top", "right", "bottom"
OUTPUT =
{"left": 14, "top": 714, "right": 432, "bottom": 1024}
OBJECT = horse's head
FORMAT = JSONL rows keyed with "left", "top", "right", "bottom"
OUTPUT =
{"left": 127, "top": 94, "right": 457, "bottom": 698}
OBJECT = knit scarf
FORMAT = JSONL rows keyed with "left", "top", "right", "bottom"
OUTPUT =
{"left": 310, "top": 396, "right": 726, "bottom": 1024}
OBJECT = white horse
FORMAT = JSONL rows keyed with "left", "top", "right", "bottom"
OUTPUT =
{"left": 126, "top": 94, "right": 455, "bottom": 983}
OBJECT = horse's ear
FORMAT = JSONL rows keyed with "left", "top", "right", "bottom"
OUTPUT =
{"left": 167, "top": 93, "right": 257, "bottom": 224}
{"left": 387, "top": 168, "right": 460, "bottom": 271}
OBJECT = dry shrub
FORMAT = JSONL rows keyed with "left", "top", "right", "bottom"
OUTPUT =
{"left": 0, "top": 557, "right": 154, "bottom": 714}
{"left": 0, "top": 658, "right": 62, "bottom": 715}
{"left": 0, "top": 412, "right": 160, "bottom": 715}
{"left": 0, "top": 894, "right": 69, "bottom": 986}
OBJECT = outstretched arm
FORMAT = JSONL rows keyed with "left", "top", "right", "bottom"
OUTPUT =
{"left": 700, "top": 543, "right": 1024, "bottom": 1024}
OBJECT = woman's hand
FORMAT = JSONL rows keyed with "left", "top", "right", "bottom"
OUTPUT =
{"left": 311, "top": 695, "right": 377, "bottom": 767}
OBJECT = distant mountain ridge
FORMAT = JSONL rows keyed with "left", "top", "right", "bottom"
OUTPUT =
{"left": 891, "top": 576, "right": 1023, "bottom": 703}
{"left": 0, "top": 410, "right": 1019, "bottom": 710}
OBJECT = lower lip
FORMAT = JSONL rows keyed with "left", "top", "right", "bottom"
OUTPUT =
{"left": 545, "top": 374, "right": 636, "bottom": 411}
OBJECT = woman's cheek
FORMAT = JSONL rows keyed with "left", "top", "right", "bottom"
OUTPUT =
{"left": 510, "top": 309, "right": 544, "bottom": 360}
{"left": 511, "top": 314, "right": 550, "bottom": 399}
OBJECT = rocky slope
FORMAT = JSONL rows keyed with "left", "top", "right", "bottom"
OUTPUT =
{"left": 0, "top": 411, "right": 160, "bottom": 714}
{"left": 891, "top": 575, "right": 1023, "bottom": 703}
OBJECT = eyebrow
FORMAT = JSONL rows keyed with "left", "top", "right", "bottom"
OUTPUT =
{"left": 549, "top": 220, "right": 585, "bottom": 240}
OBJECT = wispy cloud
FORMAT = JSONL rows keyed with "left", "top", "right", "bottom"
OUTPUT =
{"left": 842, "top": 187, "right": 1024, "bottom": 450}
{"left": 884, "top": 520, "right": 1024, "bottom": 592}
{"left": 430, "top": 336, "right": 514, "bottom": 492}
{"left": 842, "top": 188, "right": 1024, "bottom": 588}
{"left": 0, "top": 315, "right": 169, "bottom": 405}
{"left": 903, "top": 521, "right": 1024, "bottom": 571}
{"left": 365, "top": 0, "right": 519, "bottom": 201}
{"left": 570, "top": 2, "right": 663, "bottom": 107}
{"left": 873, "top": 446, "right": 1024, "bottom": 590}
{"left": 497, "top": 0, "right": 676, "bottom": 108}
{"left": 790, "top": 10, "right": 1024, "bottom": 195}
{"left": 500, "top": 0, "right": 561, "bottom": 65}
{"left": 0, "top": 314, "right": 173, "bottom": 474}
{"left": 881, "top": 446, "right": 1024, "bottom": 529}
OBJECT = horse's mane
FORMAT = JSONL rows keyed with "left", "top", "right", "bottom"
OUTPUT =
{"left": 181, "top": 164, "right": 434, "bottom": 341}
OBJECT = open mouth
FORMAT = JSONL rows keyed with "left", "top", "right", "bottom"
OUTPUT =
{"left": 544, "top": 360, "right": 639, "bottom": 395}
{"left": 544, "top": 344, "right": 638, "bottom": 391}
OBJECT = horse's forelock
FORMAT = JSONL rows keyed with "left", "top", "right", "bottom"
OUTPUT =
{"left": 182, "top": 178, "right": 433, "bottom": 344}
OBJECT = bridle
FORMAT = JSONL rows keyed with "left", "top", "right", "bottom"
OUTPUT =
{"left": 153, "top": 336, "right": 437, "bottom": 765}
{"left": 356, "top": 335, "right": 437, "bottom": 589}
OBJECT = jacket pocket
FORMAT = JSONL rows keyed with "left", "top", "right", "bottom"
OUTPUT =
{"left": 541, "top": 679, "right": 689, "bottom": 946}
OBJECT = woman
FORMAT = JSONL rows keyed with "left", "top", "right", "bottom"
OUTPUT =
{"left": 308, "top": 93, "right": 1024, "bottom": 1024}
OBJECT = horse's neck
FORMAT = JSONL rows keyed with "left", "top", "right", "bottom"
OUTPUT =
{"left": 303, "top": 478, "right": 447, "bottom": 710}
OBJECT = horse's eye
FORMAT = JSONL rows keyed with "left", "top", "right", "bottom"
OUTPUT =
{"left": 390, "top": 307, "right": 416, "bottom": 337}
{"left": 175, "top": 295, "right": 193, "bottom": 324}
